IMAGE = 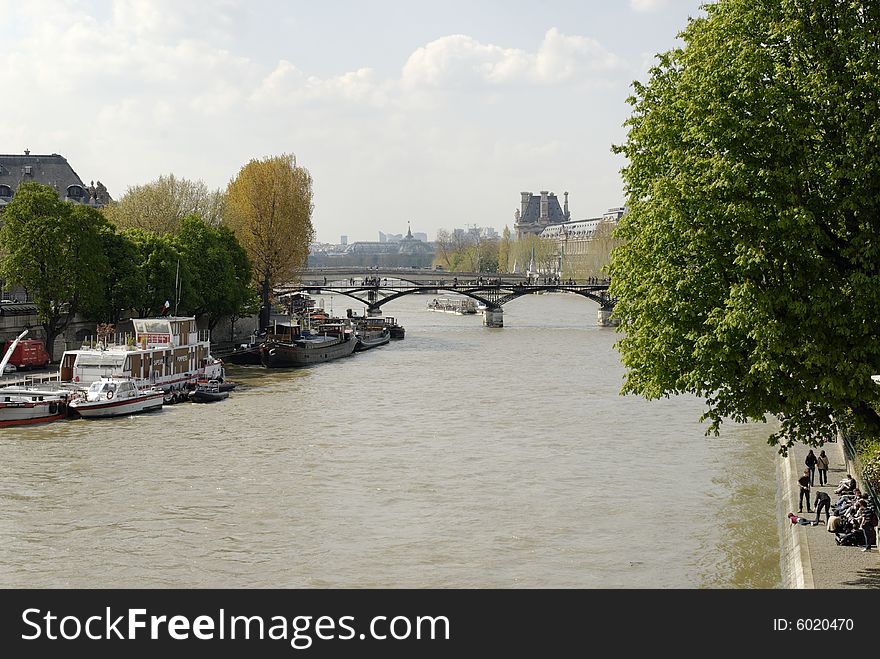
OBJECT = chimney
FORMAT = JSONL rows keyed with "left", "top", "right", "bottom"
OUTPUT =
{"left": 520, "top": 192, "right": 530, "bottom": 220}
{"left": 540, "top": 191, "right": 549, "bottom": 222}
{"left": 564, "top": 191, "right": 570, "bottom": 219}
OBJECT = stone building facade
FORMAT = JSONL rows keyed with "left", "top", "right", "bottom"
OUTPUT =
{"left": 513, "top": 191, "right": 571, "bottom": 239}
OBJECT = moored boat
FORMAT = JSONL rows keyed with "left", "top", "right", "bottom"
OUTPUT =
{"left": 352, "top": 316, "right": 391, "bottom": 352}
{"left": 59, "top": 316, "right": 223, "bottom": 396}
{"left": 68, "top": 377, "right": 164, "bottom": 418}
{"left": 0, "top": 330, "right": 70, "bottom": 428}
{"left": 260, "top": 321, "right": 357, "bottom": 367}
{"left": 384, "top": 317, "right": 406, "bottom": 340}
{"left": 189, "top": 380, "right": 229, "bottom": 403}
{"left": 0, "top": 385, "right": 70, "bottom": 427}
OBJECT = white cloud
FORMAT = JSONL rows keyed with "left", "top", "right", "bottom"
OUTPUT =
{"left": 2, "top": 3, "right": 635, "bottom": 240}
{"left": 401, "top": 29, "right": 624, "bottom": 88}
{"left": 630, "top": 0, "right": 669, "bottom": 12}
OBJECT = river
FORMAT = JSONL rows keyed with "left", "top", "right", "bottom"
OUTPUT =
{"left": 0, "top": 292, "right": 781, "bottom": 588}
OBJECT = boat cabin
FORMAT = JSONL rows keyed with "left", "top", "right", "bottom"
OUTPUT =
{"left": 86, "top": 379, "right": 138, "bottom": 401}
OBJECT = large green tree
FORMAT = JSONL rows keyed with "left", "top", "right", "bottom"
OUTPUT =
{"left": 610, "top": 0, "right": 880, "bottom": 451}
{"left": 124, "top": 229, "right": 186, "bottom": 318}
{"left": 0, "top": 182, "right": 109, "bottom": 359}
{"left": 225, "top": 154, "right": 314, "bottom": 331}
{"left": 176, "top": 214, "right": 255, "bottom": 330}
{"left": 96, "top": 227, "right": 146, "bottom": 325}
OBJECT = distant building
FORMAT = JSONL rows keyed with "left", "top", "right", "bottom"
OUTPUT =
{"left": 539, "top": 207, "right": 626, "bottom": 277}
{"left": 0, "top": 150, "right": 112, "bottom": 212}
{"left": 340, "top": 235, "right": 348, "bottom": 246}
{"left": 513, "top": 190, "right": 570, "bottom": 239}
{"left": 309, "top": 225, "right": 434, "bottom": 268}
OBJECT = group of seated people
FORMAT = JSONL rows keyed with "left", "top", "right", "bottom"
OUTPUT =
{"left": 826, "top": 475, "right": 878, "bottom": 551}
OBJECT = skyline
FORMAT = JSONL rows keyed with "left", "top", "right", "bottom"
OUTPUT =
{"left": 4, "top": 0, "right": 707, "bottom": 242}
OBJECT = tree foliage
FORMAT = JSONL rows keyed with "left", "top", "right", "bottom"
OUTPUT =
{"left": 498, "top": 226, "right": 512, "bottom": 273}
{"left": 0, "top": 182, "right": 109, "bottom": 359}
{"left": 123, "top": 228, "right": 185, "bottom": 318}
{"left": 224, "top": 154, "right": 314, "bottom": 330}
{"left": 176, "top": 214, "right": 255, "bottom": 330}
{"left": 96, "top": 227, "right": 146, "bottom": 325}
{"left": 610, "top": 0, "right": 880, "bottom": 451}
{"left": 103, "top": 174, "right": 225, "bottom": 233}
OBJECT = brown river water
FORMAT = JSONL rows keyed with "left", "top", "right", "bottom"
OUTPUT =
{"left": 0, "top": 292, "right": 781, "bottom": 588}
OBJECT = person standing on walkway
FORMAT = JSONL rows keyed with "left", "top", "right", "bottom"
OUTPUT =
{"left": 814, "top": 490, "right": 831, "bottom": 524}
{"left": 798, "top": 469, "right": 812, "bottom": 513}
{"left": 856, "top": 501, "right": 877, "bottom": 551}
{"left": 805, "top": 450, "right": 818, "bottom": 486}
{"left": 817, "top": 450, "right": 830, "bottom": 486}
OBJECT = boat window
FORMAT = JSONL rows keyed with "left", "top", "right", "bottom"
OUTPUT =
{"left": 87, "top": 382, "right": 104, "bottom": 393}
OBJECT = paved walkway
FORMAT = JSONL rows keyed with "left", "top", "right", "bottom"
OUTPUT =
{"left": 783, "top": 438, "right": 880, "bottom": 588}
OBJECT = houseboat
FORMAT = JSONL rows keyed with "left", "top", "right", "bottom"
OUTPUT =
{"left": 260, "top": 320, "right": 357, "bottom": 368}
{"left": 59, "top": 317, "right": 223, "bottom": 398}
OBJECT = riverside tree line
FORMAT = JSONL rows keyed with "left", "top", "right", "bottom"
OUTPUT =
{"left": 0, "top": 153, "right": 314, "bottom": 360}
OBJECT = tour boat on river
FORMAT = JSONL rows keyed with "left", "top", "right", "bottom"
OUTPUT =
{"left": 59, "top": 317, "right": 223, "bottom": 397}
{"left": 427, "top": 297, "right": 478, "bottom": 314}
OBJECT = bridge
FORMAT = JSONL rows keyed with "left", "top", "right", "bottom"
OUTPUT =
{"left": 280, "top": 271, "right": 617, "bottom": 327}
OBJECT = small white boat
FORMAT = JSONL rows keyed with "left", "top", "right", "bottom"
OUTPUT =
{"left": 69, "top": 377, "right": 164, "bottom": 418}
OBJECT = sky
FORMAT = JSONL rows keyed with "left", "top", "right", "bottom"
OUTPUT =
{"left": 3, "top": 0, "right": 707, "bottom": 243}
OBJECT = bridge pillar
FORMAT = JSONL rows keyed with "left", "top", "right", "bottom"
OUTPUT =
{"left": 483, "top": 307, "right": 503, "bottom": 328}
{"left": 597, "top": 307, "right": 618, "bottom": 327}
{"left": 367, "top": 307, "right": 382, "bottom": 317}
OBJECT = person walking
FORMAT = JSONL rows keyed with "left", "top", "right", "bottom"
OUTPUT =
{"left": 805, "top": 450, "right": 818, "bottom": 486}
{"left": 814, "top": 490, "right": 831, "bottom": 524}
{"left": 817, "top": 450, "right": 830, "bottom": 486}
{"left": 798, "top": 469, "right": 812, "bottom": 513}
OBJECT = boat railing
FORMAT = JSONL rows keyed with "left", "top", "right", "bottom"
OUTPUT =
{"left": 23, "top": 372, "right": 61, "bottom": 386}
{"left": 80, "top": 332, "right": 140, "bottom": 350}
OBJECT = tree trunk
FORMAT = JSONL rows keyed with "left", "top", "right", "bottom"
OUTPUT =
{"left": 260, "top": 273, "right": 270, "bottom": 332}
{"left": 43, "top": 324, "right": 60, "bottom": 362}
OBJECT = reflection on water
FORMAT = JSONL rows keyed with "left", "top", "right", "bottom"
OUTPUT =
{"left": 0, "top": 293, "right": 781, "bottom": 587}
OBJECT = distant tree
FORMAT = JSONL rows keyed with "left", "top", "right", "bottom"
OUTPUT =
{"left": 103, "top": 174, "right": 226, "bottom": 234}
{"left": 511, "top": 235, "right": 555, "bottom": 275}
{"left": 225, "top": 154, "right": 314, "bottom": 331}
{"left": 498, "top": 226, "right": 512, "bottom": 273}
{"left": 610, "top": 0, "right": 880, "bottom": 451}
{"left": 176, "top": 214, "right": 255, "bottom": 330}
{"left": 0, "top": 182, "right": 109, "bottom": 359}
{"left": 433, "top": 229, "right": 457, "bottom": 269}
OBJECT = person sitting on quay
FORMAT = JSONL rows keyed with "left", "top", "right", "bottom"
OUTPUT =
{"left": 835, "top": 499, "right": 877, "bottom": 550}
{"left": 835, "top": 474, "right": 857, "bottom": 496}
